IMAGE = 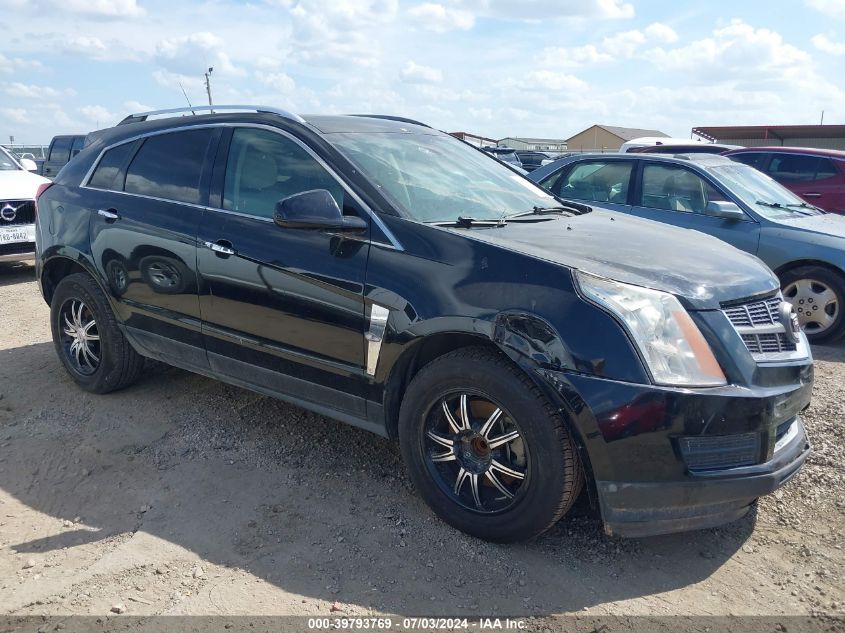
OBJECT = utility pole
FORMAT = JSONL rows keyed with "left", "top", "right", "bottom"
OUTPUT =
{"left": 820, "top": 110, "right": 825, "bottom": 125}
{"left": 204, "top": 67, "right": 214, "bottom": 111}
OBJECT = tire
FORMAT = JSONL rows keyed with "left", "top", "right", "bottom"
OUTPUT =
{"left": 781, "top": 266, "right": 845, "bottom": 344}
{"left": 50, "top": 272, "right": 145, "bottom": 394}
{"left": 398, "top": 346, "right": 583, "bottom": 542}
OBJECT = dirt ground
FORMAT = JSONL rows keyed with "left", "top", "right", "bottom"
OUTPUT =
{"left": 1, "top": 260, "right": 844, "bottom": 625}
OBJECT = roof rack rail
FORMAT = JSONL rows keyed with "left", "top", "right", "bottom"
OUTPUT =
{"left": 349, "top": 114, "right": 431, "bottom": 129}
{"left": 117, "top": 105, "right": 306, "bottom": 126}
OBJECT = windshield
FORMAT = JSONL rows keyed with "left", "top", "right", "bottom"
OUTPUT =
{"left": 0, "top": 146, "right": 21, "bottom": 171}
{"left": 709, "top": 163, "right": 816, "bottom": 218}
{"left": 328, "top": 132, "right": 560, "bottom": 222}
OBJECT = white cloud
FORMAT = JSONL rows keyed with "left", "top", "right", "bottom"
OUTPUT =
{"left": 644, "top": 22, "right": 679, "bottom": 44}
{"left": 277, "top": 0, "right": 398, "bottom": 68}
{"left": 407, "top": 3, "right": 475, "bottom": 32}
{"left": 400, "top": 61, "right": 443, "bottom": 84}
{"left": 52, "top": 0, "right": 144, "bottom": 18}
{"left": 522, "top": 70, "right": 588, "bottom": 92}
{"left": 155, "top": 32, "right": 243, "bottom": 78}
{"left": 256, "top": 71, "right": 297, "bottom": 93}
{"left": 1, "top": 0, "right": 146, "bottom": 18}
{"left": 1, "top": 107, "right": 29, "bottom": 124}
{"left": 62, "top": 36, "right": 108, "bottom": 56}
{"left": 0, "top": 53, "right": 45, "bottom": 74}
{"left": 812, "top": 33, "right": 845, "bottom": 55}
{"left": 124, "top": 100, "right": 155, "bottom": 113}
{"left": 79, "top": 105, "right": 115, "bottom": 126}
{"left": 452, "top": 0, "right": 633, "bottom": 20}
{"left": 805, "top": 0, "right": 845, "bottom": 17}
{"left": 3, "top": 83, "right": 74, "bottom": 99}
{"left": 540, "top": 44, "right": 612, "bottom": 67}
{"left": 645, "top": 20, "right": 810, "bottom": 76}
{"left": 603, "top": 29, "right": 647, "bottom": 57}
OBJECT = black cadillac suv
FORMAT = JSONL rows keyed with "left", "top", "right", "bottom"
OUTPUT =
{"left": 35, "top": 106, "right": 813, "bottom": 541}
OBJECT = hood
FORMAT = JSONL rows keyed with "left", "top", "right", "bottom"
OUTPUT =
{"left": 0, "top": 169, "right": 50, "bottom": 200}
{"left": 769, "top": 212, "right": 845, "bottom": 240}
{"left": 462, "top": 210, "right": 779, "bottom": 310}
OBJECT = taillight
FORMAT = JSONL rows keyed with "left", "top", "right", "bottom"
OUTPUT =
{"left": 35, "top": 182, "right": 53, "bottom": 217}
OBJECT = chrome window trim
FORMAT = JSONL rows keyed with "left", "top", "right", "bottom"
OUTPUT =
{"left": 79, "top": 122, "right": 404, "bottom": 251}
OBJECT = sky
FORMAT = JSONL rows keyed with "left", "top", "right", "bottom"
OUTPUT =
{"left": 1, "top": 0, "right": 844, "bottom": 145}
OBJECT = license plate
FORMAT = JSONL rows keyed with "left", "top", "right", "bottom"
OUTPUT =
{"left": 0, "top": 227, "right": 29, "bottom": 244}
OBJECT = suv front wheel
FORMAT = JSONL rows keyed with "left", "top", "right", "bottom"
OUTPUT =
{"left": 399, "top": 347, "right": 583, "bottom": 542}
{"left": 50, "top": 273, "right": 145, "bottom": 393}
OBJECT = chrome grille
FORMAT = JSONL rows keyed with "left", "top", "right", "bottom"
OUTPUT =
{"left": 741, "top": 333, "right": 796, "bottom": 354}
{"left": 724, "top": 297, "right": 781, "bottom": 327}
{"left": 723, "top": 295, "right": 801, "bottom": 360}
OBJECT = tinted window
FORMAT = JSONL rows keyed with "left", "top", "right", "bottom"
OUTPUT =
{"left": 551, "top": 161, "right": 633, "bottom": 203}
{"left": 731, "top": 152, "right": 769, "bottom": 170}
{"left": 70, "top": 136, "right": 86, "bottom": 158}
{"left": 49, "top": 137, "right": 72, "bottom": 163}
{"left": 88, "top": 142, "right": 136, "bottom": 191}
{"left": 124, "top": 129, "right": 214, "bottom": 205}
{"left": 640, "top": 164, "right": 727, "bottom": 213}
{"left": 767, "top": 154, "right": 820, "bottom": 182}
{"left": 223, "top": 128, "right": 344, "bottom": 218}
{"left": 816, "top": 158, "right": 839, "bottom": 180}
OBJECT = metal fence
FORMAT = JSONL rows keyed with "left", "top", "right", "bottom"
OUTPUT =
{"left": 1, "top": 144, "right": 48, "bottom": 159}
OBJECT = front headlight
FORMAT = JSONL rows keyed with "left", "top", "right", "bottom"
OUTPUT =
{"left": 575, "top": 271, "right": 727, "bottom": 387}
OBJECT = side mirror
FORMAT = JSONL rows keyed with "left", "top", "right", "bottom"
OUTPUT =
{"left": 704, "top": 200, "right": 745, "bottom": 221}
{"left": 273, "top": 189, "right": 367, "bottom": 232}
{"left": 20, "top": 158, "right": 38, "bottom": 172}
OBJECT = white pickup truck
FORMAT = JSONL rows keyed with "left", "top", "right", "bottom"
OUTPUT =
{"left": 0, "top": 146, "right": 50, "bottom": 263}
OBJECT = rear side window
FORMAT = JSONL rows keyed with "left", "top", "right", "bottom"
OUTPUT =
{"left": 70, "top": 136, "right": 86, "bottom": 158}
{"left": 49, "top": 137, "right": 72, "bottom": 163}
{"left": 767, "top": 154, "right": 821, "bottom": 182}
{"left": 88, "top": 142, "right": 136, "bottom": 190}
{"left": 815, "top": 158, "right": 839, "bottom": 180}
{"left": 549, "top": 161, "right": 633, "bottom": 203}
{"left": 730, "top": 152, "right": 769, "bottom": 170}
{"left": 124, "top": 129, "right": 215, "bottom": 205}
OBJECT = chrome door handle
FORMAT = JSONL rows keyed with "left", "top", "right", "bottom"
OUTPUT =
{"left": 204, "top": 241, "right": 236, "bottom": 255}
{"left": 97, "top": 209, "right": 119, "bottom": 221}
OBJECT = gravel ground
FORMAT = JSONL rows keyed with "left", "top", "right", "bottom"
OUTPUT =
{"left": 0, "top": 260, "right": 843, "bottom": 625}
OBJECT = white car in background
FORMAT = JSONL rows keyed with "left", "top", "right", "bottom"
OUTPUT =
{"left": 0, "top": 146, "right": 50, "bottom": 263}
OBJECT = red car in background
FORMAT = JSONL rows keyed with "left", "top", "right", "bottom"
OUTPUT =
{"left": 724, "top": 147, "right": 845, "bottom": 214}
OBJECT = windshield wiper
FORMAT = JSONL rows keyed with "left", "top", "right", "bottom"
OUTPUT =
{"left": 507, "top": 202, "right": 589, "bottom": 219}
{"left": 429, "top": 216, "right": 507, "bottom": 228}
{"left": 785, "top": 202, "right": 824, "bottom": 214}
{"left": 757, "top": 200, "right": 822, "bottom": 216}
{"left": 755, "top": 200, "right": 784, "bottom": 209}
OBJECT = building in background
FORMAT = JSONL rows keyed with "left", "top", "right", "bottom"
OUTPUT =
{"left": 497, "top": 137, "right": 568, "bottom": 151}
{"left": 565, "top": 125, "right": 669, "bottom": 153}
{"left": 692, "top": 125, "right": 845, "bottom": 151}
{"left": 449, "top": 131, "right": 497, "bottom": 147}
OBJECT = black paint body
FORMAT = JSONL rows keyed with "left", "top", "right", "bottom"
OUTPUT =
{"left": 36, "top": 113, "right": 813, "bottom": 537}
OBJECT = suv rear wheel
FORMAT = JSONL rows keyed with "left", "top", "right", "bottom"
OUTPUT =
{"left": 50, "top": 273, "right": 145, "bottom": 393}
{"left": 781, "top": 266, "right": 845, "bottom": 343}
{"left": 399, "top": 346, "right": 583, "bottom": 542}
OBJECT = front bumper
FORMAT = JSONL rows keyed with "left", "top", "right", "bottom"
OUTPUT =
{"left": 597, "top": 417, "right": 809, "bottom": 537}
{"left": 0, "top": 250, "right": 34, "bottom": 262}
{"left": 540, "top": 365, "right": 813, "bottom": 538}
